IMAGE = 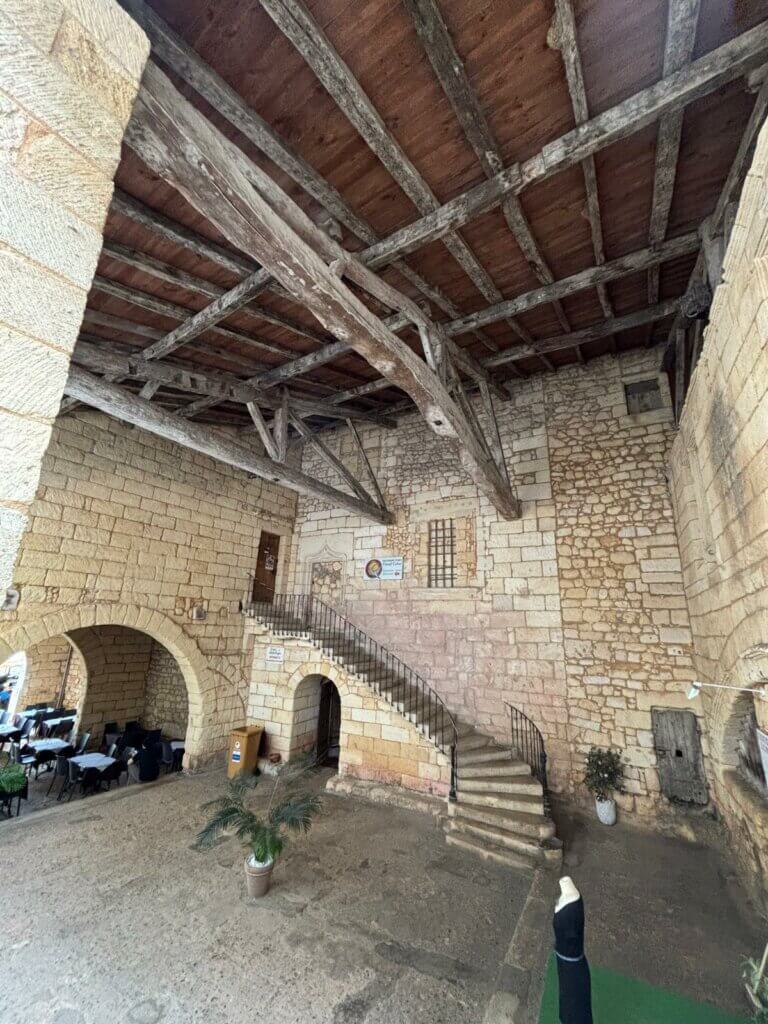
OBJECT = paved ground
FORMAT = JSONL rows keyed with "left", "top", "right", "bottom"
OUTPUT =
{"left": 553, "top": 804, "right": 763, "bottom": 1019}
{"left": 1, "top": 768, "right": 533, "bottom": 1024}
{"left": 1, "top": 773, "right": 762, "bottom": 1023}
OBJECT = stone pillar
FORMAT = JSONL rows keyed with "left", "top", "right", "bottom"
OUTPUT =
{"left": 0, "top": 1, "right": 148, "bottom": 597}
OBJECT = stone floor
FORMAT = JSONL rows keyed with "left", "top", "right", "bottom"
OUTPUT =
{"left": 0, "top": 772, "right": 762, "bottom": 1024}
{"left": 1, "top": 768, "right": 534, "bottom": 1024}
{"left": 554, "top": 803, "right": 764, "bottom": 1019}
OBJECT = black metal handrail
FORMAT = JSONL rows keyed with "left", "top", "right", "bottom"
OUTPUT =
{"left": 504, "top": 700, "right": 548, "bottom": 797}
{"left": 244, "top": 590, "right": 458, "bottom": 800}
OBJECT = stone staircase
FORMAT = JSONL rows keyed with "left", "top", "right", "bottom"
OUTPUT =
{"left": 247, "top": 594, "right": 560, "bottom": 870}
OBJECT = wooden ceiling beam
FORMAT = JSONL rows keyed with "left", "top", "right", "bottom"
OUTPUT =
{"left": 550, "top": 0, "right": 612, "bottom": 332}
{"left": 64, "top": 366, "right": 393, "bottom": 524}
{"left": 403, "top": 0, "right": 568, "bottom": 359}
{"left": 446, "top": 231, "right": 698, "bottom": 336}
{"left": 126, "top": 61, "right": 520, "bottom": 518}
{"left": 103, "top": 239, "right": 334, "bottom": 350}
{"left": 120, "top": 0, "right": 502, "bottom": 356}
{"left": 647, "top": 0, "right": 702, "bottom": 313}
{"left": 361, "top": 23, "right": 768, "bottom": 269}
{"left": 257, "top": 0, "right": 532, "bottom": 347}
{"left": 72, "top": 338, "right": 392, "bottom": 426}
{"left": 483, "top": 300, "right": 680, "bottom": 368}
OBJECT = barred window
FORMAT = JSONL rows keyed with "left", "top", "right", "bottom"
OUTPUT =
{"left": 428, "top": 519, "right": 455, "bottom": 588}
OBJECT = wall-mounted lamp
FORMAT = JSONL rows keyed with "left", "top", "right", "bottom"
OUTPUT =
{"left": 687, "top": 681, "right": 768, "bottom": 701}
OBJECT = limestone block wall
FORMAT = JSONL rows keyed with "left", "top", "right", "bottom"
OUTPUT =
{"left": 668, "top": 121, "right": 768, "bottom": 908}
{"left": 17, "top": 634, "right": 85, "bottom": 711}
{"left": 245, "top": 623, "right": 452, "bottom": 795}
{"left": 71, "top": 624, "right": 153, "bottom": 739}
{"left": 143, "top": 640, "right": 189, "bottom": 740}
{"left": 0, "top": 410, "right": 297, "bottom": 764}
{"left": 0, "top": 0, "right": 148, "bottom": 592}
{"left": 285, "top": 348, "right": 697, "bottom": 808}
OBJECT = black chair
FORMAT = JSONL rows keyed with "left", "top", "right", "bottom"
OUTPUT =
{"left": 105, "top": 742, "right": 118, "bottom": 758}
{"left": 101, "top": 760, "right": 124, "bottom": 790}
{"left": 47, "top": 754, "right": 71, "bottom": 797}
{"left": 34, "top": 749, "right": 56, "bottom": 775}
{"left": 78, "top": 766, "right": 102, "bottom": 798}
{"left": 0, "top": 711, "right": 8, "bottom": 725}
{"left": 159, "top": 742, "right": 174, "bottom": 774}
{"left": 10, "top": 742, "right": 36, "bottom": 776}
{"left": 58, "top": 759, "right": 80, "bottom": 801}
{"left": 74, "top": 731, "right": 90, "bottom": 755}
{"left": 19, "top": 719, "right": 33, "bottom": 741}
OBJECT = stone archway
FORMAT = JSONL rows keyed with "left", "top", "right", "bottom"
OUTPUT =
{"left": 0, "top": 605, "right": 214, "bottom": 764}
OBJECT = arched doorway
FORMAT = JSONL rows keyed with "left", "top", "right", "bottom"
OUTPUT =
{"left": 317, "top": 679, "right": 341, "bottom": 768}
{"left": 291, "top": 674, "right": 341, "bottom": 769}
{"left": 0, "top": 605, "right": 214, "bottom": 765}
{"left": 3, "top": 638, "right": 86, "bottom": 719}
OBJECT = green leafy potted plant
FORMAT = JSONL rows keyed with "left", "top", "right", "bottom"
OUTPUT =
{"left": 0, "top": 760, "right": 27, "bottom": 816}
{"left": 584, "top": 747, "right": 624, "bottom": 825}
{"left": 195, "top": 760, "right": 322, "bottom": 898}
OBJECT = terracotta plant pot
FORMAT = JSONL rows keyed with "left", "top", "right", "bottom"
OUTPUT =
{"left": 595, "top": 797, "right": 617, "bottom": 825}
{"left": 244, "top": 855, "right": 274, "bottom": 898}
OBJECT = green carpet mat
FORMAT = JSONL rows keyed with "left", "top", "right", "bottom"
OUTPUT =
{"left": 538, "top": 956, "right": 750, "bottom": 1023}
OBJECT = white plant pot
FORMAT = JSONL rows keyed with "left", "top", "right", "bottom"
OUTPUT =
{"left": 595, "top": 797, "right": 617, "bottom": 825}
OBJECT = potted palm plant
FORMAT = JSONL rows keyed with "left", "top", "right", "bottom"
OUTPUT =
{"left": 584, "top": 747, "right": 624, "bottom": 825}
{"left": 195, "top": 761, "right": 321, "bottom": 898}
{"left": 0, "top": 760, "right": 27, "bottom": 818}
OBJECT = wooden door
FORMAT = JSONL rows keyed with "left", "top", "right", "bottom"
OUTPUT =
{"left": 252, "top": 531, "right": 280, "bottom": 603}
{"left": 652, "top": 708, "right": 708, "bottom": 804}
{"left": 316, "top": 680, "right": 341, "bottom": 767}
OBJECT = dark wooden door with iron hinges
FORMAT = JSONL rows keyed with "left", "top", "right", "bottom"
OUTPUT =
{"left": 652, "top": 708, "right": 708, "bottom": 804}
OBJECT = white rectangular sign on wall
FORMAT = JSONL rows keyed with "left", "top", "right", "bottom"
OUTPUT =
{"left": 265, "top": 645, "right": 285, "bottom": 664}
{"left": 363, "top": 556, "right": 404, "bottom": 581}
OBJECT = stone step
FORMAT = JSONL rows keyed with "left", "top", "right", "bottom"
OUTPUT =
{"left": 460, "top": 761, "right": 532, "bottom": 780}
{"left": 445, "top": 817, "right": 545, "bottom": 861}
{"left": 460, "top": 776, "right": 542, "bottom": 797}
{"left": 457, "top": 791, "right": 545, "bottom": 815}
{"left": 445, "top": 831, "right": 537, "bottom": 872}
{"left": 457, "top": 732, "right": 494, "bottom": 753}
{"left": 448, "top": 800, "right": 555, "bottom": 840}
{"left": 458, "top": 746, "right": 516, "bottom": 767}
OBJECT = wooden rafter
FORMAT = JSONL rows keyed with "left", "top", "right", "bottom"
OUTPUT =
{"left": 445, "top": 232, "right": 698, "bottom": 335}
{"left": 550, "top": 0, "right": 612, "bottom": 349}
{"left": 402, "top": 0, "right": 566, "bottom": 364}
{"left": 647, "top": 0, "right": 702, "bottom": 323}
{"left": 64, "top": 367, "right": 392, "bottom": 523}
{"left": 359, "top": 24, "right": 768, "bottom": 269}
{"left": 484, "top": 300, "right": 680, "bottom": 368}
{"left": 256, "top": 0, "right": 534, "bottom": 347}
{"left": 121, "top": 0, "right": 503, "bottom": 358}
{"left": 290, "top": 415, "right": 375, "bottom": 506}
{"left": 71, "top": 338, "right": 395, "bottom": 426}
{"left": 125, "top": 61, "right": 520, "bottom": 518}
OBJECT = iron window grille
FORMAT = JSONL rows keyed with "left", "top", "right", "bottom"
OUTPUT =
{"left": 428, "top": 519, "right": 456, "bottom": 588}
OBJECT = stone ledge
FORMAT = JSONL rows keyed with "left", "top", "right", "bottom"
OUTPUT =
{"left": 325, "top": 774, "right": 446, "bottom": 820}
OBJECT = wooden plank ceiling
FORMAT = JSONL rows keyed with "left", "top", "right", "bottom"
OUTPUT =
{"left": 73, "top": 0, "right": 768, "bottom": 433}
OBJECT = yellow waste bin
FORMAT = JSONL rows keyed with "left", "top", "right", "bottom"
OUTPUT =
{"left": 227, "top": 724, "right": 264, "bottom": 778}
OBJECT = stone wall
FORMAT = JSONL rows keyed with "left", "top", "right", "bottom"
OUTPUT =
{"left": 246, "top": 622, "right": 451, "bottom": 794}
{"left": 0, "top": 0, "right": 148, "bottom": 592}
{"left": 668, "top": 121, "right": 768, "bottom": 909}
{"left": 285, "top": 347, "right": 698, "bottom": 809}
{"left": 0, "top": 410, "right": 297, "bottom": 764}
{"left": 143, "top": 640, "right": 189, "bottom": 740}
{"left": 17, "top": 634, "right": 85, "bottom": 711}
{"left": 71, "top": 624, "right": 153, "bottom": 740}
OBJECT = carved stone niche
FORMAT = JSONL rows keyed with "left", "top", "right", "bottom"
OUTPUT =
{"left": 296, "top": 536, "right": 354, "bottom": 607}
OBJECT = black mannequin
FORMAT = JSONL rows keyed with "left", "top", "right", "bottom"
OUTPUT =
{"left": 553, "top": 876, "right": 593, "bottom": 1024}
